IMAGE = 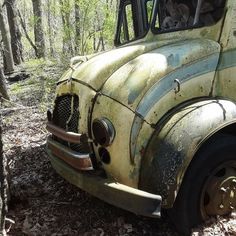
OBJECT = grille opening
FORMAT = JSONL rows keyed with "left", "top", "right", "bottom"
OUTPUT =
{"left": 52, "top": 94, "right": 90, "bottom": 154}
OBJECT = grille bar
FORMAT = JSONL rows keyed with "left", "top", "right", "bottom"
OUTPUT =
{"left": 52, "top": 94, "right": 90, "bottom": 153}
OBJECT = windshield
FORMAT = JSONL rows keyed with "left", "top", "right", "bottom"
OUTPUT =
{"left": 152, "top": 0, "right": 226, "bottom": 33}
{"left": 115, "top": 0, "right": 154, "bottom": 46}
{"left": 115, "top": 0, "right": 226, "bottom": 46}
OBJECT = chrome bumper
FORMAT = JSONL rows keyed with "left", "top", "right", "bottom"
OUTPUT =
{"left": 47, "top": 149, "right": 162, "bottom": 218}
{"left": 46, "top": 122, "right": 93, "bottom": 171}
{"left": 47, "top": 137, "right": 93, "bottom": 171}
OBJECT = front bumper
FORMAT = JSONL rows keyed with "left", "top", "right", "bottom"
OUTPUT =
{"left": 46, "top": 139, "right": 162, "bottom": 218}
{"left": 46, "top": 123, "right": 162, "bottom": 218}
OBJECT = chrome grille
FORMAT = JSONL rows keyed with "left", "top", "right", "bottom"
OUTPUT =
{"left": 52, "top": 94, "right": 90, "bottom": 153}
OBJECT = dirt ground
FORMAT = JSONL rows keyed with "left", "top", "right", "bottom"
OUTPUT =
{"left": 1, "top": 61, "right": 236, "bottom": 235}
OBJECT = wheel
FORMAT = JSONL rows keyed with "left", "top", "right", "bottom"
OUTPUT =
{"left": 169, "top": 134, "right": 236, "bottom": 235}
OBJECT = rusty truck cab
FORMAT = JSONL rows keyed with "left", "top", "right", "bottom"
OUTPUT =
{"left": 47, "top": 0, "right": 236, "bottom": 234}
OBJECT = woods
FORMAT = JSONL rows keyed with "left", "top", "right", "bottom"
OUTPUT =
{"left": 0, "top": 0, "right": 117, "bottom": 234}
{"left": 0, "top": 0, "right": 117, "bottom": 102}
{"left": 0, "top": 0, "right": 117, "bottom": 93}
{"left": 0, "top": 0, "right": 116, "bottom": 67}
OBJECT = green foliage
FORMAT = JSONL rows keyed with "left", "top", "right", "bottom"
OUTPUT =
{"left": 16, "top": 0, "right": 118, "bottom": 59}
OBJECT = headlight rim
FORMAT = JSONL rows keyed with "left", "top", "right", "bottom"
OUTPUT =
{"left": 92, "top": 117, "right": 115, "bottom": 147}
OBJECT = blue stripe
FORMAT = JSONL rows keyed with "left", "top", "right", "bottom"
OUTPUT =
{"left": 130, "top": 116, "right": 144, "bottom": 163}
{"left": 218, "top": 48, "right": 236, "bottom": 71}
{"left": 136, "top": 54, "right": 219, "bottom": 117}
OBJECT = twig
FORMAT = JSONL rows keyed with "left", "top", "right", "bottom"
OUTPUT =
{"left": 17, "top": 9, "right": 37, "bottom": 53}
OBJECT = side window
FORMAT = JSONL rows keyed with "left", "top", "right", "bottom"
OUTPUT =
{"left": 115, "top": 0, "right": 154, "bottom": 46}
{"left": 154, "top": 0, "right": 226, "bottom": 32}
{"left": 120, "top": 3, "right": 135, "bottom": 44}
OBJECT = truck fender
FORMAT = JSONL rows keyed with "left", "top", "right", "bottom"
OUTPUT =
{"left": 139, "top": 99, "right": 236, "bottom": 208}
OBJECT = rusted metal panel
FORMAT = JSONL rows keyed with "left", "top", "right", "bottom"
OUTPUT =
{"left": 91, "top": 95, "right": 138, "bottom": 188}
{"left": 47, "top": 137, "right": 93, "bottom": 171}
{"left": 46, "top": 122, "right": 83, "bottom": 144}
{"left": 139, "top": 99, "right": 236, "bottom": 208}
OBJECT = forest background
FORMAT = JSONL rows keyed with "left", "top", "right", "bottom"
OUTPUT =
{"left": 0, "top": 0, "right": 117, "bottom": 72}
{"left": 0, "top": 0, "right": 235, "bottom": 235}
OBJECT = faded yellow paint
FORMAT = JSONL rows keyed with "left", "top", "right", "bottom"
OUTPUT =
{"left": 214, "top": 66, "right": 236, "bottom": 100}
{"left": 102, "top": 39, "right": 220, "bottom": 112}
{"left": 145, "top": 71, "right": 216, "bottom": 124}
{"left": 91, "top": 95, "right": 137, "bottom": 188}
{"left": 219, "top": 0, "right": 236, "bottom": 51}
{"left": 139, "top": 100, "right": 236, "bottom": 207}
{"left": 214, "top": 0, "right": 236, "bottom": 99}
{"left": 132, "top": 72, "right": 216, "bottom": 183}
{"left": 49, "top": 0, "right": 236, "bottom": 212}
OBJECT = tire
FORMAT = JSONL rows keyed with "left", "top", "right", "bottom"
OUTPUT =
{"left": 169, "top": 134, "right": 236, "bottom": 235}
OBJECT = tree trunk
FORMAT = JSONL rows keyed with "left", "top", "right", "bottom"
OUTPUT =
{"left": 74, "top": 0, "right": 80, "bottom": 53}
{"left": 0, "top": 68, "right": 9, "bottom": 100}
{"left": 60, "top": 0, "right": 74, "bottom": 55}
{"left": 47, "top": 0, "right": 54, "bottom": 57}
{"left": 0, "top": 115, "right": 7, "bottom": 236}
{"left": 0, "top": 2, "right": 14, "bottom": 74}
{"left": 5, "top": 0, "right": 23, "bottom": 65}
{"left": 32, "top": 0, "right": 46, "bottom": 58}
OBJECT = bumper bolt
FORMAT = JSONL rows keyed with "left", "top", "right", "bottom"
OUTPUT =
{"left": 220, "top": 187, "right": 227, "bottom": 193}
{"left": 219, "top": 204, "right": 224, "bottom": 209}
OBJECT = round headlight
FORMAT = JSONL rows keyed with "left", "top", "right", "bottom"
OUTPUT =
{"left": 92, "top": 118, "right": 115, "bottom": 146}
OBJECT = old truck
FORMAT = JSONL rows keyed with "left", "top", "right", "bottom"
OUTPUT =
{"left": 46, "top": 0, "right": 236, "bottom": 234}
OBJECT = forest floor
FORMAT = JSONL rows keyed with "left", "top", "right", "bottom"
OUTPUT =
{"left": 1, "top": 60, "right": 236, "bottom": 235}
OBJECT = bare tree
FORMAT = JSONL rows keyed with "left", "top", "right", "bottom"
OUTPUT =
{"left": 47, "top": 0, "right": 54, "bottom": 57}
{"left": 0, "top": 1, "right": 14, "bottom": 74}
{"left": 0, "top": 68, "right": 9, "bottom": 100}
{"left": 60, "top": 0, "right": 74, "bottom": 55}
{"left": 0, "top": 114, "right": 7, "bottom": 236}
{"left": 5, "top": 0, "right": 23, "bottom": 65}
{"left": 32, "top": 0, "right": 46, "bottom": 58}
{"left": 75, "top": 0, "right": 80, "bottom": 53}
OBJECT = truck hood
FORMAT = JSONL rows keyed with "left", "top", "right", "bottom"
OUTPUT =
{"left": 61, "top": 41, "right": 160, "bottom": 90}
{"left": 59, "top": 39, "right": 220, "bottom": 116}
{"left": 100, "top": 39, "right": 220, "bottom": 114}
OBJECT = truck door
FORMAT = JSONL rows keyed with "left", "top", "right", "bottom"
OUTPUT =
{"left": 214, "top": 1, "right": 236, "bottom": 100}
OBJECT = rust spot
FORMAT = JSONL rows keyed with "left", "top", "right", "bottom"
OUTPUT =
{"left": 139, "top": 146, "right": 146, "bottom": 157}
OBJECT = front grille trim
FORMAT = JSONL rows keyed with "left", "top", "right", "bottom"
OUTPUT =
{"left": 52, "top": 94, "right": 90, "bottom": 154}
